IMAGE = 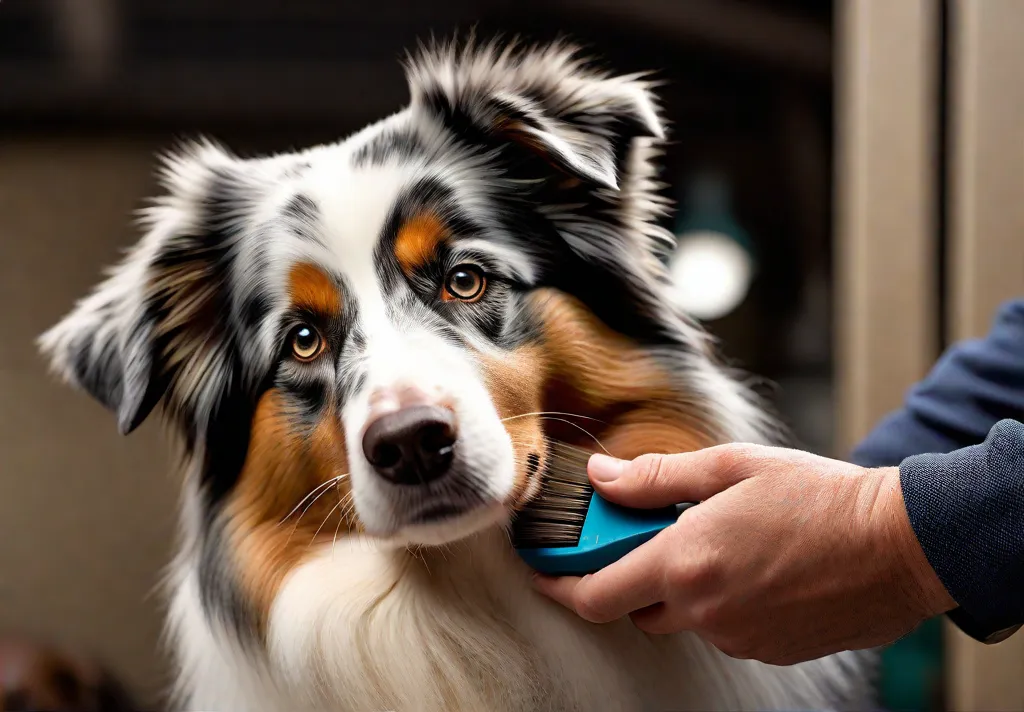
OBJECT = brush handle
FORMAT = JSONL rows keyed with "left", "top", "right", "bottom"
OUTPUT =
{"left": 518, "top": 495, "right": 700, "bottom": 577}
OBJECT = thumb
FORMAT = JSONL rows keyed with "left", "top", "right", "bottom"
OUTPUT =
{"left": 588, "top": 444, "right": 760, "bottom": 508}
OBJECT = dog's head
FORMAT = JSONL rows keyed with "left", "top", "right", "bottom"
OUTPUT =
{"left": 40, "top": 39, "right": 772, "bottom": 633}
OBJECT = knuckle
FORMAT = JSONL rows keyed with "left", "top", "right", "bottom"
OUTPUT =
{"left": 712, "top": 442, "right": 761, "bottom": 474}
{"left": 633, "top": 453, "right": 668, "bottom": 489}
{"left": 670, "top": 546, "right": 720, "bottom": 593}
{"left": 573, "top": 588, "right": 610, "bottom": 624}
{"left": 691, "top": 599, "right": 725, "bottom": 631}
{"left": 699, "top": 446, "right": 733, "bottom": 483}
{"left": 709, "top": 443, "right": 742, "bottom": 473}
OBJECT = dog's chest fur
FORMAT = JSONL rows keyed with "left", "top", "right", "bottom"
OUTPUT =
{"left": 168, "top": 530, "right": 872, "bottom": 712}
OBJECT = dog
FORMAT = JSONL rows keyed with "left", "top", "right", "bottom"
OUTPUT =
{"left": 39, "top": 39, "right": 877, "bottom": 712}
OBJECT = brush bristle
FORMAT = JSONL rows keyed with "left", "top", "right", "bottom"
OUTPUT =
{"left": 511, "top": 439, "right": 595, "bottom": 548}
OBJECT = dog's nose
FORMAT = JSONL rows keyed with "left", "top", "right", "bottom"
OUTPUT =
{"left": 361, "top": 405, "right": 457, "bottom": 485}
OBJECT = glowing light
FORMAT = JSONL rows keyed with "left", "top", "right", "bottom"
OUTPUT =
{"left": 668, "top": 229, "right": 754, "bottom": 321}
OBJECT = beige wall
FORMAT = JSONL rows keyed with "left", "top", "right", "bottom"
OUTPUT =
{"left": 834, "top": 0, "right": 940, "bottom": 454}
{"left": 0, "top": 137, "right": 177, "bottom": 705}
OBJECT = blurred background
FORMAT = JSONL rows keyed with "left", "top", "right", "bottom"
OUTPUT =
{"left": 0, "top": 1, "right": 1021, "bottom": 710}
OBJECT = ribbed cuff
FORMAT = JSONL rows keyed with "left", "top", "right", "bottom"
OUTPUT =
{"left": 899, "top": 419, "right": 1024, "bottom": 643}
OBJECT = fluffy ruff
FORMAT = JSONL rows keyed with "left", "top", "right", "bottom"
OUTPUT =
{"left": 39, "top": 38, "right": 877, "bottom": 712}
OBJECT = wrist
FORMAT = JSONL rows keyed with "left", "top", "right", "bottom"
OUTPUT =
{"left": 873, "top": 466, "right": 957, "bottom": 620}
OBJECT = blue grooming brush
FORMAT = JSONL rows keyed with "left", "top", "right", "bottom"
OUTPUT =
{"left": 512, "top": 440, "right": 697, "bottom": 576}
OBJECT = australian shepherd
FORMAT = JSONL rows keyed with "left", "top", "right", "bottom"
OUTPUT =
{"left": 39, "top": 39, "right": 876, "bottom": 712}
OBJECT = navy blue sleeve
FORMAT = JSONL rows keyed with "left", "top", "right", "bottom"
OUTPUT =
{"left": 851, "top": 299, "right": 1024, "bottom": 467}
{"left": 901, "top": 420, "right": 1024, "bottom": 642}
{"left": 850, "top": 299, "right": 1024, "bottom": 643}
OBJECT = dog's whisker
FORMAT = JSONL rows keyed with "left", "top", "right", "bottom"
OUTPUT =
{"left": 285, "top": 479, "right": 348, "bottom": 547}
{"left": 332, "top": 489, "right": 352, "bottom": 562}
{"left": 500, "top": 411, "right": 607, "bottom": 425}
{"left": 280, "top": 474, "right": 349, "bottom": 525}
{"left": 310, "top": 498, "right": 346, "bottom": 550}
{"left": 339, "top": 491, "right": 359, "bottom": 527}
{"left": 536, "top": 416, "right": 614, "bottom": 456}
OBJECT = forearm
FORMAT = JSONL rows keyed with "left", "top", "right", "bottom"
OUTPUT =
{"left": 852, "top": 299, "right": 1024, "bottom": 468}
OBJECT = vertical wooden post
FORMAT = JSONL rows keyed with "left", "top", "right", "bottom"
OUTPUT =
{"left": 944, "top": 1, "right": 1024, "bottom": 708}
{"left": 834, "top": 0, "right": 940, "bottom": 455}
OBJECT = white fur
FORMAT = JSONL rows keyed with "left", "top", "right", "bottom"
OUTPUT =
{"left": 167, "top": 527, "right": 872, "bottom": 712}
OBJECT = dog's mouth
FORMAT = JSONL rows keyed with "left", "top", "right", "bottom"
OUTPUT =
{"left": 395, "top": 499, "right": 509, "bottom": 546}
{"left": 408, "top": 501, "right": 471, "bottom": 524}
{"left": 389, "top": 456, "right": 548, "bottom": 547}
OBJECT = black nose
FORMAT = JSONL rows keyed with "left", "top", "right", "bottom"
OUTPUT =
{"left": 361, "top": 405, "right": 457, "bottom": 485}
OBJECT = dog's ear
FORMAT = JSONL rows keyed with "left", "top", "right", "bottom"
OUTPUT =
{"left": 38, "top": 140, "right": 263, "bottom": 436}
{"left": 37, "top": 243, "right": 163, "bottom": 435}
{"left": 405, "top": 39, "right": 665, "bottom": 191}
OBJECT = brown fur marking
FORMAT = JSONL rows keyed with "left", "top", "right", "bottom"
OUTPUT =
{"left": 225, "top": 389, "right": 355, "bottom": 633}
{"left": 395, "top": 213, "right": 448, "bottom": 274}
{"left": 478, "top": 345, "right": 547, "bottom": 507}
{"left": 531, "top": 288, "right": 719, "bottom": 461}
{"left": 288, "top": 262, "right": 342, "bottom": 317}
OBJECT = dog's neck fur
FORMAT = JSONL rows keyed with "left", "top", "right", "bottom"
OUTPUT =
{"left": 167, "top": 516, "right": 875, "bottom": 712}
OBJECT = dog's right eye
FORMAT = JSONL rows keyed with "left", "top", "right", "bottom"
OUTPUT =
{"left": 289, "top": 324, "right": 324, "bottom": 362}
{"left": 442, "top": 264, "right": 487, "bottom": 303}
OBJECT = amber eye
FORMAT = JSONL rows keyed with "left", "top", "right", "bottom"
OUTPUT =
{"left": 289, "top": 324, "right": 324, "bottom": 362}
{"left": 443, "top": 264, "right": 486, "bottom": 302}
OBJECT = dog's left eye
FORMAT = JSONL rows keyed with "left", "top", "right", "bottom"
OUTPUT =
{"left": 443, "top": 264, "right": 486, "bottom": 302}
{"left": 289, "top": 324, "right": 324, "bottom": 362}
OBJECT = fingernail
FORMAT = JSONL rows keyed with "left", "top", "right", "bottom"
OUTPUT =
{"left": 589, "top": 453, "right": 626, "bottom": 483}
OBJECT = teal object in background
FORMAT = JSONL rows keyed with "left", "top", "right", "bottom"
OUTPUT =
{"left": 673, "top": 171, "right": 756, "bottom": 259}
{"left": 880, "top": 617, "right": 945, "bottom": 711}
{"left": 516, "top": 492, "right": 684, "bottom": 576}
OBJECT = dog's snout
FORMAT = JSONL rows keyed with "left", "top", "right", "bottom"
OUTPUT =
{"left": 361, "top": 405, "right": 457, "bottom": 485}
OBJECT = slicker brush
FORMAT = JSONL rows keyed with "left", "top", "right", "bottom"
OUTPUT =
{"left": 512, "top": 439, "right": 696, "bottom": 576}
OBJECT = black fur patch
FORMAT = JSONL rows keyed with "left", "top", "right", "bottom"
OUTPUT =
{"left": 280, "top": 160, "right": 312, "bottom": 179}
{"left": 201, "top": 373, "right": 260, "bottom": 507}
{"left": 70, "top": 331, "right": 123, "bottom": 415}
{"left": 339, "top": 368, "right": 368, "bottom": 406}
{"left": 351, "top": 129, "right": 426, "bottom": 168}
{"left": 241, "top": 292, "right": 273, "bottom": 332}
{"left": 348, "top": 326, "right": 367, "bottom": 351}
{"left": 526, "top": 452, "right": 540, "bottom": 478}
{"left": 197, "top": 514, "right": 261, "bottom": 640}
{"left": 280, "top": 372, "right": 329, "bottom": 423}
{"left": 417, "top": 88, "right": 498, "bottom": 151}
{"left": 497, "top": 189, "right": 680, "bottom": 349}
{"left": 282, "top": 193, "right": 322, "bottom": 244}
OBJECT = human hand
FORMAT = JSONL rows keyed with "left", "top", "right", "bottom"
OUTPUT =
{"left": 530, "top": 443, "right": 957, "bottom": 665}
